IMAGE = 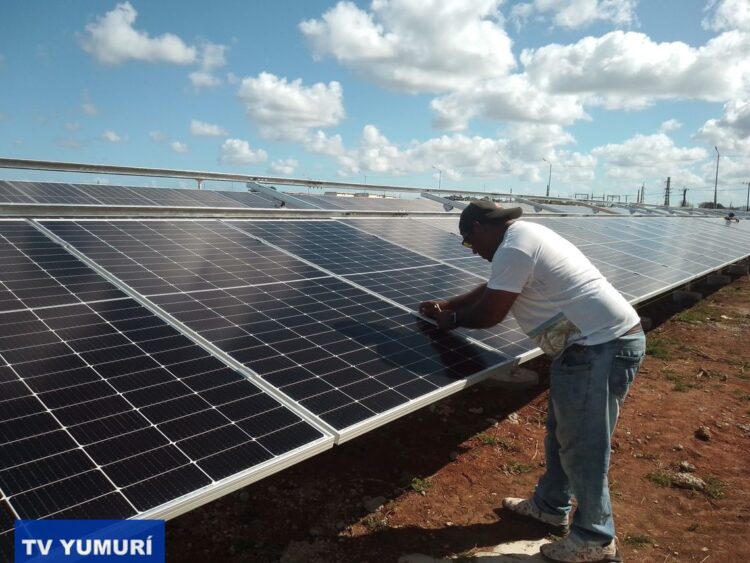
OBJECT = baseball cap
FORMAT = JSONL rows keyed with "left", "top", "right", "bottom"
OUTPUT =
{"left": 458, "top": 200, "right": 523, "bottom": 235}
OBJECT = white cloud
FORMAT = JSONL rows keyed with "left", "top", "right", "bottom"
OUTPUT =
{"left": 431, "top": 74, "right": 589, "bottom": 130}
{"left": 702, "top": 0, "right": 750, "bottom": 32}
{"left": 149, "top": 130, "right": 167, "bottom": 142}
{"left": 238, "top": 72, "right": 345, "bottom": 140}
{"left": 171, "top": 141, "right": 189, "bottom": 153}
{"left": 101, "top": 130, "right": 126, "bottom": 143}
{"left": 82, "top": 102, "right": 98, "bottom": 116}
{"left": 313, "top": 123, "right": 578, "bottom": 186}
{"left": 521, "top": 31, "right": 750, "bottom": 108}
{"left": 659, "top": 119, "right": 682, "bottom": 133}
{"left": 219, "top": 138, "right": 268, "bottom": 165}
{"left": 696, "top": 99, "right": 750, "bottom": 154}
{"left": 300, "top": 0, "right": 515, "bottom": 93}
{"left": 270, "top": 158, "right": 299, "bottom": 175}
{"left": 65, "top": 122, "right": 81, "bottom": 131}
{"left": 189, "top": 42, "right": 228, "bottom": 89}
{"left": 79, "top": 2, "right": 196, "bottom": 65}
{"left": 510, "top": 0, "right": 639, "bottom": 30}
{"left": 190, "top": 119, "right": 227, "bottom": 137}
{"left": 592, "top": 133, "right": 706, "bottom": 183}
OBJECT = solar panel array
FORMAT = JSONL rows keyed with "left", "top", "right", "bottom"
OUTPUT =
{"left": 1, "top": 177, "right": 749, "bottom": 559}
{"left": 0, "top": 181, "right": 280, "bottom": 209}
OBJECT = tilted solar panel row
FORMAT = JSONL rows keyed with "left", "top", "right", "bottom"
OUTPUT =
{"left": 0, "top": 181, "right": 280, "bottom": 209}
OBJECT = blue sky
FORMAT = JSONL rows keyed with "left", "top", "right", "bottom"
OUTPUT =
{"left": 0, "top": 0, "right": 749, "bottom": 206}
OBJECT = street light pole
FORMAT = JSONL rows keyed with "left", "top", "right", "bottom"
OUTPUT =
{"left": 713, "top": 146, "right": 720, "bottom": 208}
{"left": 432, "top": 165, "right": 442, "bottom": 189}
{"left": 542, "top": 158, "right": 552, "bottom": 198}
{"left": 746, "top": 180, "right": 749, "bottom": 212}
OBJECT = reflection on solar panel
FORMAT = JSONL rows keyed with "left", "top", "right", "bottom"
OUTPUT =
{"left": 43, "top": 220, "right": 326, "bottom": 296}
{"left": 150, "top": 277, "right": 506, "bottom": 438}
{"left": 229, "top": 220, "right": 438, "bottom": 275}
{"left": 217, "top": 190, "right": 279, "bottom": 208}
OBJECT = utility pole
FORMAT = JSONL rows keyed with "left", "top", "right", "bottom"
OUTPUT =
{"left": 664, "top": 177, "right": 671, "bottom": 207}
{"left": 432, "top": 165, "right": 442, "bottom": 189}
{"left": 713, "top": 146, "right": 720, "bottom": 208}
{"left": 746, "top": 180, "right": 749, "bottom": 212}
{"left": 542, "top": 158, "right": 552, "bottom": 198}
{"left": 682, "top": 187, "right": 688, "bottom": 207}
{"left": 640, "top": 183, "right": 645, "bottom": 204}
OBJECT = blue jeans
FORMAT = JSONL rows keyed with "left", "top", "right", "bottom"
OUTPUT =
{"left": 533, "top": 331, "right": 646, "bottom": 544}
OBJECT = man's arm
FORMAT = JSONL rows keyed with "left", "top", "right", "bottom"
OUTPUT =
{"left": 435, "top": 287, "right": 518, "bottom": 330}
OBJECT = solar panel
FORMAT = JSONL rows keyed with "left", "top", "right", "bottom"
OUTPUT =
{"left": 0, "top": 181, "right": 35, "bottom": 204}
{"left": 0, "top": 219, "right": 332, "bottom": 530}
{"left": 38, "top": 218, "right": 510, "bottom": 440}
{"left": 6, "top": 182, "right": 94, "bottom": 206}
{"left": 0, "top": 301, "right": 329, "bottom": 523}
{"left": 72, "top": 183, "right": 161, "bottom": 207}
{"left": 342, "top": 218, "right": 468, "bottom": 260}
{"left": 229, "top": 220, "right": 439, "bottom": 275}
{"left": 216, "top": 190, "right": 279, "bottom": 209}
{"left": 149, "top": 276, "right": 507, "bottom": 439}
{"left": 42, "top": 220, "right": 326, "bottom": 296}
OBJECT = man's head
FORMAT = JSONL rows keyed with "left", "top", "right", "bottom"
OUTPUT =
{"left": 728, "top": 212, "right": 735, "bottom": 218}
{"left": 458, "top": 201, "right": 523, "bottom": 261}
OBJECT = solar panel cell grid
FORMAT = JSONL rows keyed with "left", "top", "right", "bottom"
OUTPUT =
{"left": 229, "top": 220, "right": 439, "bottom": 275}
{"left": 342, "top": 218, "right": 468, "bottom": 260}
{"left": 150, "top": 276, "right": 506, "bottom": 434}
{"left": 0, "top": 181, "right": 34, "bottom": 204}
{"left": 42, "top": 220, "right": 326, "bottom": 296}
{"left": 0, "top": 221, "right": 126, "bottom": 311}
{"left": 0, "top": 297, "right": 325, "bottom": 523}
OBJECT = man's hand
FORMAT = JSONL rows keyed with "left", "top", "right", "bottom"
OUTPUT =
{"left": 435, "top": 309, "right": 457, "bottom": 331}
{"left": 419, "top": 299, "right": 450, "bottom": 319}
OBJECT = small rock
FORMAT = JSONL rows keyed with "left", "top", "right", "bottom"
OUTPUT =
{"left": 468, "top": 407, "right": 484, "bottom": 415}
{"left": 308, "top": 526, "right": 324, "bottom": 537}
{"left": 363, "top": 495, "right": 386, "bottom": 513}
{"left": 674, "top": 444, "right": 684, "bottom": 451}
{"left": 486, "top": 417, "right": 498, "bottom": 425}
{"left": 737, "top": 423, "right": 750, "bottom": 435}
{"left": 702, "top": 547, "right": 709, "bottom": 552}
{"left": 679, "top": 461, "right": 696, "bottom": 473}
{"left": 695, "top": 426, "right": 712, "bottom": 441}
{"left": 335, "top": 520, "right": 346, "bottom": 531}
{"left": 671, "top": 472, "right": 706, "bottom": 491}
{"left": 507, "top": 413, "right": 520, "bottom": 424}
{"left": 449, "top": 451, "right": 459, "bottom": 461}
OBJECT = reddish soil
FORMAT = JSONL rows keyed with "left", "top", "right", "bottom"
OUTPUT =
{"left": 167, "top": 273, "right": 750, "bottom": 563}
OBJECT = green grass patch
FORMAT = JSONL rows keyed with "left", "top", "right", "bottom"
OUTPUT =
{"left": 646, "top": 336, "right": 672, "bottom": 360}
{"left": 703, "top": 475, "right": 727, "bottom": 500}
{"left": 496, "top": 438, "right": 521, "bottom": 452}
{"left": 410, "top": 477, "right": 432, "bottom": 494}
{"left": 645, "top": 471, "right": 673, "bottom": 488}
{"left": 501, "top": 461, "right": 534, "bottom": 475}
{"left": 663, "top": 370, "right": 697, "bottom": 392}
{"left": 623, "top": 534, "right": 653, "bottom": 547}
{"left": 479, "top": 434, "right": 499, "bottom": 446}
{"left": 674, "top": 303, "right": 720, "bottom": 324}
{"left": 362, "top": 514, "right": 387, "bottom": 531}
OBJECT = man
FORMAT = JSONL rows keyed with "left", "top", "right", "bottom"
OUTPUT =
{"left": 420, "top": 200, "right": 645, "bottom": 563}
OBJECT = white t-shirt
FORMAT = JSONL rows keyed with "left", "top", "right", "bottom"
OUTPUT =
{"left": 487, "top": 221, "right": 639, "bottom": 347}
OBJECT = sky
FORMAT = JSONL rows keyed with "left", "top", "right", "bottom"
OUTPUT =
{"left": 0, "top": 0, "right": 749, "bottom": 206}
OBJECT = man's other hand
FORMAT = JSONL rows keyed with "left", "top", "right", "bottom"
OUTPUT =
{"left": 419, "top": 300, "right": 450, "bottom": 319}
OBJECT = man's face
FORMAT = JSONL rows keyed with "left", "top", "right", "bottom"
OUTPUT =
{"left": 461, "top": 221, "right": 497, "bottom": 261}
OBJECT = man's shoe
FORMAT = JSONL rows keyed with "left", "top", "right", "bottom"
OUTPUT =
{"left": 540, "top": 535, "right": 621, "bottom": 563}
{"left": 502, "top": 497, "right": 569, "bottom": 533}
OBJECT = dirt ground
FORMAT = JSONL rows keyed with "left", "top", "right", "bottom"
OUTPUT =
{"left": 166, "top": 272, "right": 750, "bottom": 563}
